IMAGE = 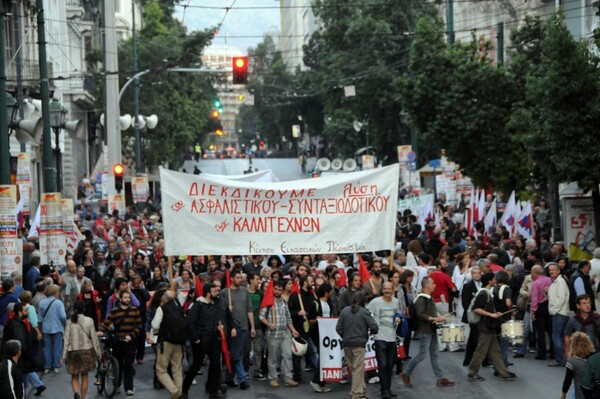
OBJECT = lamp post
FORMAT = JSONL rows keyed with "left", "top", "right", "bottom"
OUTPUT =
{"left": 49, "top": 98, "right": 67, "bottom": 193}
{"left": 0, "top": 92, "right": 19, "bottom": 184}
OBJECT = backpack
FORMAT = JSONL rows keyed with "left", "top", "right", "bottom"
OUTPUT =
{"left": 583, "top": 350, "right": 600, "bottom": 398}
{"left": 467, "top": 289, "right": 491, "bottom": 325}
{"left": 159, "top": 301, "right": 188, "bottom": 344}
{"left": 397, "top": 314, "right": 409, "bottom": 338}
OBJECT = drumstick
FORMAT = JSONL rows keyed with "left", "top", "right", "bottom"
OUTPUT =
{"left": 499, "top": 309, "right": 517, "bottom": 316}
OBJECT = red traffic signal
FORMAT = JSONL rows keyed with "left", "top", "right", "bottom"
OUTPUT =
{"left": 232, "top": 56, "right": 248, "bottom": 84}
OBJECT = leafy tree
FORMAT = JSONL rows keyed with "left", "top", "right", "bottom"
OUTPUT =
{"left": 302, "top": 0, "right": 438, "bottom": 161}
{"left": 399, "top": 16, "right": 525, "bottom": 192}
{"left": 517, "top": 13, "right": 600, "bottom": 235}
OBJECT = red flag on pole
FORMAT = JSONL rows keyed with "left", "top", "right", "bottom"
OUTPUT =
{"left": 225, "top": 268, "right": 231, "bottom": 289}
{"left": 260, "top": 280, "right": 274, "bottom": 308}
{"left": 219, "top": 326, "right": 232, "bottom": 373}
{"left": 290, "top": 280, "right": 300, "bottom": 295}
{"left": 194, "top": 276, "right": 204, "bottom": 298}
{"left": 358, "top": 255, "right": 371, "bottom": 284}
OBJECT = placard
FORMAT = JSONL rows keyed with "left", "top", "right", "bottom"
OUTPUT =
{"left": 39, "top": 193, "right": 66, "bottom": 267}
{"left": 0, "top": 185, "right": 22, "bottom": 279}
{"left": 132, "top": 174, "right": 149, "bottom": 203}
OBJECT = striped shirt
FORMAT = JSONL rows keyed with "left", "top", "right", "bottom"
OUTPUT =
{"left": 101, "top": 305, "right": 142, "bottom": 339}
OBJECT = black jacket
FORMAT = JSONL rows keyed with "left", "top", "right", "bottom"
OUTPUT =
{"left": 570, "top": 270, "right": 596, "bottom": 311}
{"left": 461, "top": 280, "right": 480, "bottom": 324}
{"left": 289, "top": 288, "right": 316, "bottom": 333}
{"left": 1, "top": 318, "right": 34, "bottom": 373}
{"left": 187, "top": 298, "right": 220, "bottom": 344}
{"left": 0, "top": 358, "right": 24, "bottom": 399}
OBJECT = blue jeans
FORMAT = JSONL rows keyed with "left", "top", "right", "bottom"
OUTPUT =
{"left": 552, "top": 314, "right": 569, "bottom": 365}
{"left": 226, "top": 329, "right": 247, "bottom": 384}
{"left": 43, "top": 332, "right": 63, "bottom": 369}
{"left": 25, "top": 371, "right": 44, "bottom": 395}
{"left": 374, "top": 340, "right": 396, "bottom": 393}
{"left": 403, "top": 332, "right": 443, "bottom": 379}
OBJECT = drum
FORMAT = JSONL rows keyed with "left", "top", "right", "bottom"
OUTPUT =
{"left": 501, "top": 320, "right": 524, "bottom": 344}
{"left": 441, "top": 323, "right": 465, "bottom": 343}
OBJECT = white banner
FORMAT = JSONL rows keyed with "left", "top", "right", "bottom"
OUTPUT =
{"left": 39, "top": 193, "right": 67, "bottom": 267}
{"left": 16, "top": 153, "right": 31, "bottom": 215}
{"left": 61, "top": 199, "right": 84, "bottom": 252}
{"left": 204, "top": 169, "right": 279, "bottom": 183}
{"left": 318, "top": 318, "right": 378, "bottom": 382}
{"left": 0, "top": 185, "right": 22, "bottom": 279}
{"left": 160, "top": 165, "right": 399, "bottom": 256}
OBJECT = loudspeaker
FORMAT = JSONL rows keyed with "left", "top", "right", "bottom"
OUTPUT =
{"left": 144, "top": 114, "right": 158, "bottom": 129}
{"left": 17, "top": 117, "right": 43, "bottom": 144}
{"left": 331, "top": 159, "right": 343, "bottom": 171}
{"left": 130, "top": 115, "right": 146, "bottom": 130}
{"left": 64, "top": 119, "right": 85, "bottom": 140}
{"left": 316, "top": 158, "right": 331, "bottom": 171}
{"left": 343, "top": 158, "right": 357, "bottom": 172}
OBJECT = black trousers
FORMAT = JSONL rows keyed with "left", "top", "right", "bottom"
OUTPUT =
{"left": 113, "top": 341, "right": 136, "bottom": 391}
{"left": 464, "top": 324, "right": 480, "bottom": 365}
{"left": 183, "top": 339, "right": 221, "bottom": 394}
{"left": 535, "top": 301, "right": 553, "bottom": 359}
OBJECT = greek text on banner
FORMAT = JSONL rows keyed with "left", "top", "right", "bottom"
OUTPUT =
{"left": 160, "top": 165, "right": 399, "bottom": 256}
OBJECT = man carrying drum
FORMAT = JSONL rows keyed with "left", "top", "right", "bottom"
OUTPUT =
{"left": 467, "top": 272, "right": 517, "bottom": 382}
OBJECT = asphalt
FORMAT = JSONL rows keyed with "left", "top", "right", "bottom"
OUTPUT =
{"left": 33, "top": 343, "right": 566, "bottom": 399}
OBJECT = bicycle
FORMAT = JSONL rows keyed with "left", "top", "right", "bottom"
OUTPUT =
{"left": 96, "top": 332, "right": 126, "bottom": 398}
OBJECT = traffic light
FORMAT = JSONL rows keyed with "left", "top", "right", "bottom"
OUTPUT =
{"left": 211, "top": 110, "right": 220, "bottom": 119}
{"left": 216, "top": 129, "right": 223, "bottom": 136}
{"left": 259, "top": 140, "right": 264, "bottom": 150}
{"left": 232, "top": 56, "right": 248, "bottom": 84}
{"left": 213, "top": 99, "right": 221, "bottom": 108}
{"left": 113, "top": 163, "right": 124, "bottom": 193}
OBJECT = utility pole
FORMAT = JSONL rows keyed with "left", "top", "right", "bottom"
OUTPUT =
{"left": 36, "top": 0, "right": 55, "bottom": 192}
{"left": 497, "top": 22, "right": 504, "bottom": 66}
{"left": 0, "top": 0, "right": 9, "bottom": 184}
{"left": 132, "top": 1, "right": 142, "bottom": 174}
{"left": 12, "top": 0, "right": 24, "bottom": 152}
{"left": 103, "top": 0, "right": 122, "bottom": 191}
{"left": 446, "top": 0, "right": 454, "bottom": 44}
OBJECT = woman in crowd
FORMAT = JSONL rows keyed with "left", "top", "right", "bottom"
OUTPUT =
{"left": 76, "top": 280, "right": 101, "bottom": 329}
{"left": 452, "top": 252, "right": 473, "bottom": 320}
{"left": 561, "top": 332, "right": 595, "bottom": 399}
{"left": 62, "top": 301, "right": 101, "bottom": 399}
{"left": 172, "top": 269, "right": 194, "bottom": 307}
{"left": 146, "top": 266, "right": 169, "bottom": 291}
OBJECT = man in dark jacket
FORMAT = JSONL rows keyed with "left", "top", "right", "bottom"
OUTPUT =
{"left": 399, "top": 277, "right": 455, "bottom": 388}
{"left": 288, "top": 274, "right": 318, "bottom": 381}
{"left": 467, "top": 272, "right": 517, "bottom": 382}
{"left": 0, "top": 279, "right": 20, "bottom": 338}
{"left": 183, "top": 283, "right": 223, "bottom": 399}
{"left": 570, "top": 261, "right": 596, "bottom": 312}
{"left": 0, "top": 340, "right": 24, "bottom": 399}
{"left": 461, "top": 266, "right": 482, "bottom": 366}
{"left": 336, "top": 291, "right": 378, "bottom": 399}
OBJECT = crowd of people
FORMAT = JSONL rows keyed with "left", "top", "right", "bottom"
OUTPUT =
{"left": 1, "top": 195, "right": 600, "bottom": 399}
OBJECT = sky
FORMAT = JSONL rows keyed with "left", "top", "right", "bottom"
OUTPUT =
{"left": 174, "top": 0, "right": 281, "bottom": 53}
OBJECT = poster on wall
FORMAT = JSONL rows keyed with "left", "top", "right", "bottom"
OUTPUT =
{"left": 563, "top": 197, "right": 596, "bottom": 261}
{"left": 0, "top": 185, "right": 22, "bottom": 279}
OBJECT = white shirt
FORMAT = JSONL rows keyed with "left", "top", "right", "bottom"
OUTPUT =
{"left": 548, "top": 275, "right": 570, "bottom": 316}
{"left": 317, "top": 260, "right": 344, "bottom": 272}
{"left": 320, "top": 300, "right": 331, "bottom": 317}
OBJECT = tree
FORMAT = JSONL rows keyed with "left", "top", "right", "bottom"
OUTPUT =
{"left": 517, "top": 13, "right": 600, "bottom": 237}
{"left": 399, "top": 16, "right": 525, "bottom": 192}
{"left": 302, "top": 0, "right": 438, "bottom": 161}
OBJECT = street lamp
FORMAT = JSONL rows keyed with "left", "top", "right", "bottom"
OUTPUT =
{"left": 49, "top": 98, "right": 67, "bottom": 192}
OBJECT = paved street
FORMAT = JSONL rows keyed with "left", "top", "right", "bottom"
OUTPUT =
{"left": 181, "top": 158, "right": 317, "bottom": 181}
{"left": 36, "top": 345, "right": 565, "bottom": 399}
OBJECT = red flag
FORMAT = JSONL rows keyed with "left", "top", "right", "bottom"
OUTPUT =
{"left": 194, "top": 276, "right": 204, "bottom": 298}
{"left": 358, "top": 256, "right": 371, "bottom": 284}
{"left": 219, "top": 327, "right": 232, "bottom": 373}
{"left": 336, "top": 270, "right": 347, "bottom": 288}
{"left": 260, "top": 280, "right": 274, "bottom": 308}
{"left": 225, "top": 268, "right": 231, "bottom": 289}
{"left": 290, "top": 280, "right": 300, "bottom": 295}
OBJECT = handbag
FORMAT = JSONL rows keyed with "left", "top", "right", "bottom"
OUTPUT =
{"left": 516, "top": 294, "right": 528, "bottom": 311}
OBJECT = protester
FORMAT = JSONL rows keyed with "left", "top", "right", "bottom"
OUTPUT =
{"left": 62, "top": 301, "right": 101, "bottom": 399}
{"left": 548, "top": 262, "right": 570, "bottom": 367}
{"left": 260, "top": 280, "right": 300, "bottom": 388}
{"left": 400, "top": 277, "right": 455, "bottom": 388}
{"left": 0, "top": 340, "right": 24, "bottom": 399}
{"left": 561, "top": 332, "right": 595, "bottom": 399}
{"left": 336, "top": 291, "right": 378, "bottom": 399}
{"left": 38, "top": 284, "right": 67, "bottom": 374}
{"left": 99, "top": 290, "right": 142, "bottom": 397}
